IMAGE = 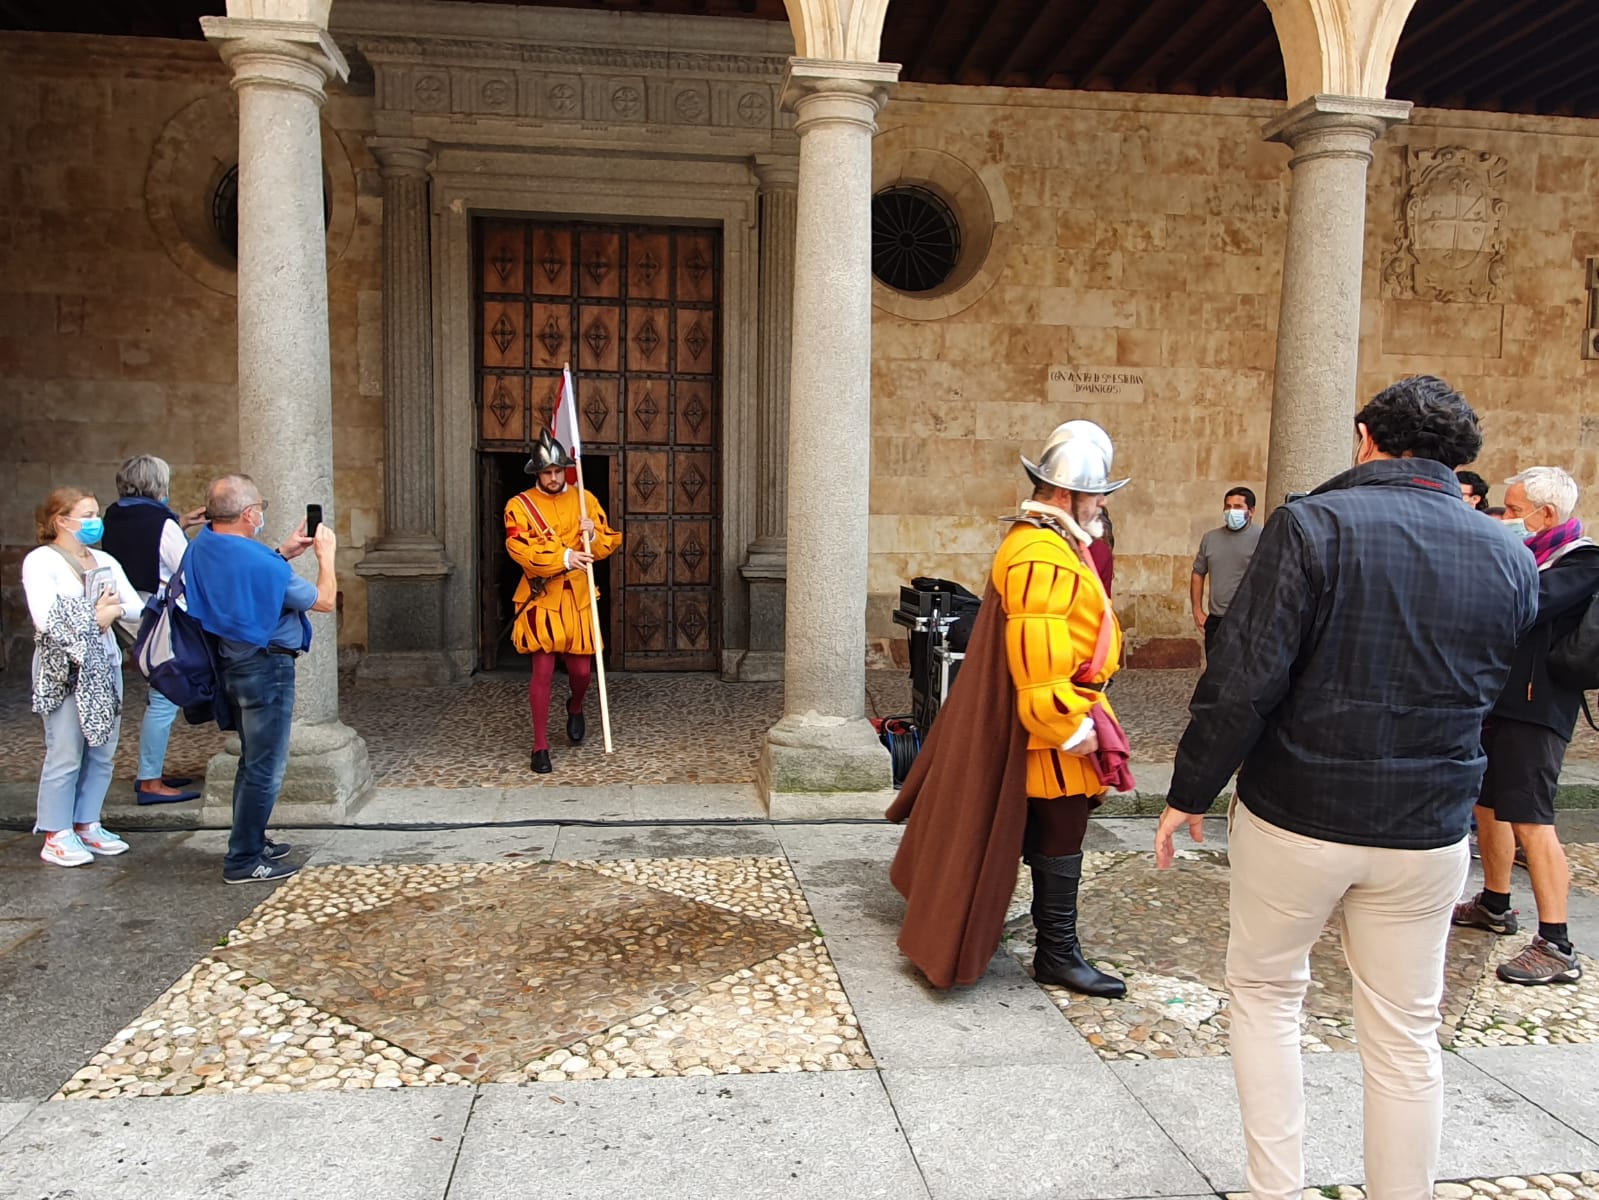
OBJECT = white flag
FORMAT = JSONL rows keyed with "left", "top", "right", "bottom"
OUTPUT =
{"left": 553, "top": 365, "right": 581, "bottom": 465}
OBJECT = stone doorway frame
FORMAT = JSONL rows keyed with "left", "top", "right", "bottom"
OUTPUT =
{"left": 430, "top": 148, "right": 761, "bottom": 678}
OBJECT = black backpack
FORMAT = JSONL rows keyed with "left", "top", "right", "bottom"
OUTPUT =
{"left": 1548, "top": 584, "right": 1599, "bottom": 729}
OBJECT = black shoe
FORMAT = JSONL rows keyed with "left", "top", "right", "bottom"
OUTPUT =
{"left": 531, "top": 749, "right": 553, "bottom": 774}
{"left": 223, "top": 857, "right": 301, "bottom": 885}
{"left": 566, "top": 709, "right": 586, "bottom": 745}
{"left": 134, "top": 782, "right": 201, "bottom": 806}
{"left": 1028, "top": 854, "right": 1127, "bottom": 999}
{"left": 264, "top": 839, "right": 291, "bottom": 861}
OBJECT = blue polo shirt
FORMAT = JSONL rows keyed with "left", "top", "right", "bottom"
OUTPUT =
{"left": 219, "top": 575, "right": 319, "bottom": 662}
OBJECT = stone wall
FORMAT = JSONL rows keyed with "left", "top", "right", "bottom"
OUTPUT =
{"left": 867, "top": 85, "right": 1599, "bottom": 667}
{"left": 0, "top": 33, "right": 382, "bottom": 667}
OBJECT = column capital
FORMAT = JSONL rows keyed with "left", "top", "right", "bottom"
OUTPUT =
{"left": 368, "top": 136, "right": 434, "bottom": 177}
{"left": 1264, "top": 93, "right": 1411, "bottom": 152}
{"left": 201, "top": 16, "right": 349, "bottom": 98}
{"left": 781, "top": 58, "right": 898, "bottom": 128}
{"left": 754, "top": 155, "right": 800, "bottom": 193}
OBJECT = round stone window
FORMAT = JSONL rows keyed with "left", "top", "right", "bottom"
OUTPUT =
{"left": 212, "top": 164, "right": 240, "bottom": 257}
{"left": 210, "top": 163, "right": 334, "bottom": 261}
{"left": 871, "top": 185, "right": 962, "bottom": 295}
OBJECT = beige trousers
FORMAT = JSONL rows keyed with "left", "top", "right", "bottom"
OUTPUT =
{"left": 1226, "top": 800, "right": 1469, "bottom": 1200}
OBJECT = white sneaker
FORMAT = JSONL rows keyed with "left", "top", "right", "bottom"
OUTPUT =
{"left": 77, "top": 823, "right": 129, "bottom": 856}
{"left": 41, "top": 831, "right": 94, "bottom": 867}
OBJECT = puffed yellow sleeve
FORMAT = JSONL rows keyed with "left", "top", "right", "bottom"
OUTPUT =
{"left": 583, "top": 492, "right": 623, "bottom": 562}
{"left": 504, "top": 495, "right": 566, "bottom": 580}
{"left": 998, "top": 554, "right": 1100, "bottom": 748}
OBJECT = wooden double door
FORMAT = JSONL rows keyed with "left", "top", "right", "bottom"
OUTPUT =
{"left": 475, "top": 218, "right": 722, "bottom": 672}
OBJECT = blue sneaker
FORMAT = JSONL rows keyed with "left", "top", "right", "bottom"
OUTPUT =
{"left": 222, "top": 857, "right": 300, "bottom": 885}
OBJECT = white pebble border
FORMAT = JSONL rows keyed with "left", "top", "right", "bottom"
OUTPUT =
{"left": 1449, "top": 934, "right": 1599, "bottom": 1049}
{"left": 502, "top": 941, "right": 871, "bottom": 1082}
{"left": 1226, "top": 1174, "right": 1599, "bottom": 1200}
{"left": 579, "top": 856, "right": 817, "bottom": 930}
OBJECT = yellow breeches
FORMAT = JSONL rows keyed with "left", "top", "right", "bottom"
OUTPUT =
{"left": 512, "top": 582, "right": 599, "bottom": 656}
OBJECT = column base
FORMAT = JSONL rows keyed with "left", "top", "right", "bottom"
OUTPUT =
{"left": 356, "top": 544, "right": 457, "bottom": 686}
{"left": 737, "top": 539, "right": 787, "bottom": 682}
{"left": 202, "top": 719, "right": 373, "bottom": 824}
{"left": 759, "top": 713, "right": 895, "bottom": 819}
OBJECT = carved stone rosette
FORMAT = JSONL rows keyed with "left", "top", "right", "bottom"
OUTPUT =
{"left": 1381, "top": 146, "right": 1508, "bottom": 303}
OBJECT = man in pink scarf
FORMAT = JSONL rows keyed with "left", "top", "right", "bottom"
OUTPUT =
{"left": 1455, "top": 466, "right": 1599, "bottom": 985}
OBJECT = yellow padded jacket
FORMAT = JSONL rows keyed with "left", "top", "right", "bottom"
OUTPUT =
{"left": 504, "top": 486, "right": 622, "bottom": 656}
{"left": 990, "top": 520, "right": 1123, "bottom": 800}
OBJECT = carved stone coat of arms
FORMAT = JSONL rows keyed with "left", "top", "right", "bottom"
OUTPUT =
{"left": 1382, "top": 146, "right": 1508, "bottom": 302}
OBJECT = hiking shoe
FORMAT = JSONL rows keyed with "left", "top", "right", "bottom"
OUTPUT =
{"left": 1497, "top": 936, "right": 1582, "bottom": 986}
{"left": 77, "top": 824, "right": 129, "bottom": 856}
{"left": 222, "top": 857, "right": 301, "bottom": 885}
{"left": 40, "top": 830, "right": 93, "bottom": 868}
{"left": 264, "top": 839, "right": 291, "bottom": 861}
{"left": 1452, "top": 896, "right": 1519, "bottom": 936}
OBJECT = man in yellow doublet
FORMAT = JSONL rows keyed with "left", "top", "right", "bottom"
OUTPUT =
{"left": 998, "top": 420, "right": 1131, "bottom": 997}
{"left": 505, "top": 430, "right": 622, "bottom": 774}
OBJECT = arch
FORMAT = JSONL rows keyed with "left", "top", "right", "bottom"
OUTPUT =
{"left": 781, "top": 0, "right": 894, "bottom": 63}
{"left": 1264, "top": 0, "right": 1421, "bottom": 103}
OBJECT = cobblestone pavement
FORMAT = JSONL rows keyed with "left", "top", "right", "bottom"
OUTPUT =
{"left": 1228, "top": 1177, "right": 1599, "bottom": 1200}
{"left": 4, "top": 666, "right": 1594, "bottom": 792}
{"left": 56, "top": 855, "right": 868, "bottom": 1100}
{"left": 1005, "top": 849, "right": 1599, "bottom": 1062}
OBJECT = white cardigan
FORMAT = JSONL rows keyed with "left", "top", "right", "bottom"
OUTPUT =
{"left": 22, "top": 545, "right": 142, "bottom": 660}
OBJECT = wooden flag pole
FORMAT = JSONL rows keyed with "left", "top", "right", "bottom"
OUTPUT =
{"left": 565, "top": 363, "right": 614, "bottom": 753}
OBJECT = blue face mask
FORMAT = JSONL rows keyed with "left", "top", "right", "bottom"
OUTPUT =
{"left": 1501, "top": 518, "right": 1528, "bottom": 540}
{"left": 1224, "top": 509, "right": 1249, "bottom": 532}
{"left": 73, "top": 516, "right": 104, "bottom": 545}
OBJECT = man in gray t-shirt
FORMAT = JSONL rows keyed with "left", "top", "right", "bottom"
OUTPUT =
{"left": 1190, "top": 486, "right": 1262, "bottom": 657}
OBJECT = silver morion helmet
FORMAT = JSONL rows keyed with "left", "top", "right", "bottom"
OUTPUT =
{"left": 524, "top": 429, "right": 576, "bottom": 475}
{"left": 1021, "top": 419, "right": 1129, "bottom": 494}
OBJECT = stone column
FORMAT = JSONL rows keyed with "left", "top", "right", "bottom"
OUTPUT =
{"left": 201, "top": 16, "right": 372, "bottom": 815}
{"left": 737, "top": 155, "right": 799, "bottom": 683}
{"left": 1263, "top": 94, "right": 1410, "bottom": 507}
{"left": 760, "top": 59, "right": 898, "bottom": 818}
{"left": 355, "top": 136, "right": 456, "bottom": 685}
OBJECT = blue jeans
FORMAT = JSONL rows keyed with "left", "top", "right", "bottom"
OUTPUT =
{"left": 220, "top": 651, "right": 295, "bottom": 871}
{"left": 137, "top": 685, "right": 180, "bottom": 781}
{"left": 35, "top": 659, "right": 123, "bottom": 834}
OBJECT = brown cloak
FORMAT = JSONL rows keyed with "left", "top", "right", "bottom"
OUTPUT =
{"left": 885, "top": 580, "right": 1032, "bottom": 989}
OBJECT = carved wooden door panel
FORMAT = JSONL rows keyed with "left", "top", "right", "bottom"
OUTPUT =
{"left": 475, "top": 218, "right": 720, "bottom": 671}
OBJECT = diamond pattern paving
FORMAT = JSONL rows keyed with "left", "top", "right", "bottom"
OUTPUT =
{"left": 58, "top": 857, "right": 868, "bottom": 1099}
{"left": 212, "top": 864, "right": 805, "bottom": 1079}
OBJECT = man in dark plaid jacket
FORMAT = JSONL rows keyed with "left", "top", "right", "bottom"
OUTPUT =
{"left": 1154, "top": 376, "right": 1537, "bottom": 1200}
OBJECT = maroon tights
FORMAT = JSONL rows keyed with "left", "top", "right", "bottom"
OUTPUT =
{"left": 528, "top": 652, "right": 594, "bottom": 750}
{"left": 1024, "top": 795, "right": 1091, "bottom": 858}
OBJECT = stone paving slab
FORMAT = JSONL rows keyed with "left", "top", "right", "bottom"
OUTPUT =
{"left": 1110, "top": 1053, "right": 1599, "bottom": 1193}
{"left": 306, "top": 826, "right": 558, "bottom": 867}
{"left": 551, "top": 822, "right": 783, "bottom": 861}
{"left": 0, "top": 1089, "right": 473, "bottom": 1200}
{"left": 1460, "top": 1044, "right": 1599, "bottom": 1144}
{"left": 882, "top": 1062, "right": 1212, "bottom": 1199}
{"left": 825, "top": 928, "right": 1103, "bottom": 1070}
{"left": 450, "top": 1075, "right": 931, "bottom": 1200}
{"left": 0, "top": 1101, "right": 34, "bottom": 1143}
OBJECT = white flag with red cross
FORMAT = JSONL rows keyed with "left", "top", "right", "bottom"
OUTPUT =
{"left": 552, "top": 364, "right": 581, "bottom": 485}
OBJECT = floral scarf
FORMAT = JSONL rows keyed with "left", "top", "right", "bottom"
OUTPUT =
{"left": 1526, "top": 516, "right": 1585, "bottom": 567}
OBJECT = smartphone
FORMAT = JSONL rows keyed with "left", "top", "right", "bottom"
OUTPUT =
{"left": 306, "top": 504, "right": 323, "bottom": 538}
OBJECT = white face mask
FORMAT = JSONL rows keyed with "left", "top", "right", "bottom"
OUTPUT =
{"left": 1224, "top": 510, "right": 1249, "bottom": 531}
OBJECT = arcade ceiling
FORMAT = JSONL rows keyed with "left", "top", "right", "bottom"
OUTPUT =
{"left": 0, "top": 0, "right": 1595, "bottom": 119}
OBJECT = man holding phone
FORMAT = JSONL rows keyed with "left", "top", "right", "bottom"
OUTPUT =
{"left": 183, "top": 474, "right": 337, "bottom": 883}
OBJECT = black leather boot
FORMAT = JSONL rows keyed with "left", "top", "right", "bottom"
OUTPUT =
{"left": 1028, "top": 852, "right": 1126, "bottom": 998}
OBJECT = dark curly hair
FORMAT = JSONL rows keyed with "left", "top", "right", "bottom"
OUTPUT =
{"left": 1455, "top": 469, "right": 1489, "bottom": 508}
{"left": 1355, "top": 376, "right": 1481, "bottom": 469}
